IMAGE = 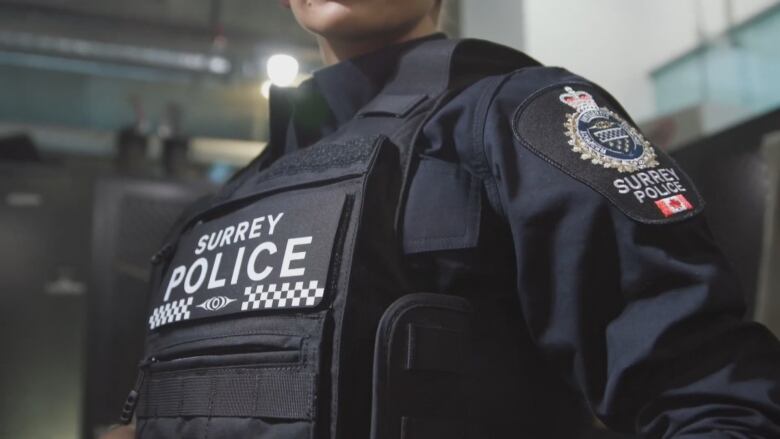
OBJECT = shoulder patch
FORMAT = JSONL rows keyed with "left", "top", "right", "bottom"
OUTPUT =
{"left": 513, "top": 84, "right": 704, "bottom": 224}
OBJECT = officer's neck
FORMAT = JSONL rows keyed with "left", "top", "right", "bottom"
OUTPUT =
{"left": 317, "top": 20, "right": 438, "bottom": 66}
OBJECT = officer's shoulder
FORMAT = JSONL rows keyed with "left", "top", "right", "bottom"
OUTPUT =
{"left": 482, "top": 66, "right": 615, "bottom": 118}
{"left": 454, "top": 66, "right": 615, "bottom": 126}
{"left": 481, "top": 67, "right": 706, "bottom": 225}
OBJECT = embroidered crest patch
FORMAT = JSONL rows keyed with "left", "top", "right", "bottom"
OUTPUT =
{"left": 513, "top": 84, "right": 705, "bottom": 224}
{"left": 560, "top": 87, "right": 658, "bottom": 173}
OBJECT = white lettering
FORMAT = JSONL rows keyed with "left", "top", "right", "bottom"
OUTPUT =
{"left": 207, "top": 231, "right": 223, "bottom": 251}
{"left": 185, "top": 258, "right": 208, "bottom": 294}
{"left": 648, "top": 170, "right": 664, "bottom": 184}
{"left": 267, "top": 213, "right": 284, "bottom": 235}
{"left": 247, "top": 242, "right": 277, "bottom": 281}
{"left": 645, "top": 187, "right": 660, "bottom": 199}
{"left": 219, "top": 226, "right": 235, "bottom": 247}
{"left": 637, "top": 172, "right": 654, "bottom": 187}
{"left": 195, "top": 235, "right": 208, "bottom": 256}
{"left": 249, "top": 217, "right": 265, "bottom": 239}
{"left": 207, "top": 252, "right": 226, "bottom": 289}
{"left": 164, "top": 266, "right": 186, "bottom": 301}
{"left": 235, "top": 221, "right": 249, "bottom": 242}
{"left": 231, "top": 246, "right": 245, "bottom": 285}
{"left": 281, "top": 236, "right": 312, "bottom": 278}
{"left": 614, "top": 179, "right": 630, "bottom": 194}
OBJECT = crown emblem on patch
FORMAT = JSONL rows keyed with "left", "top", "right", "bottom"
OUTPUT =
{"left": 559, "top": 86, "right": 659, "bottom": 173}
{"left": 559, "top": 87, "right": 599, "bottom": 111}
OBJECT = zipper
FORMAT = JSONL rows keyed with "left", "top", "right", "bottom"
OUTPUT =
{"left": 119, "top": 358, "right": 156, "bottom": 424}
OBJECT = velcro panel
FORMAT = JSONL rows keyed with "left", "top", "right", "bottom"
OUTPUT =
{"left": 137, "top": 368, "right": 315, "bottom": 420}
{"left": 405, "top": 324, "right": 464, "bottom": 374}
{"left": 257, "top": 136, "right": 380, "bottom": 183}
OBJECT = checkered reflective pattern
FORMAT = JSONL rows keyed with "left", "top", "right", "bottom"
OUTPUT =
{"left": 148, "top": 297, "right": 193, "bottom": 329}
{"left": 241, "top": 281, "right": 325, "bottom": 311}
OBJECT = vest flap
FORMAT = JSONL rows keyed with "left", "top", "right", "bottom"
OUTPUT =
{"left": 358, "top": 94, "right": 428, "bottom": 118}
{"left": 403, "top": 158, "right": 482, "bottom": 254}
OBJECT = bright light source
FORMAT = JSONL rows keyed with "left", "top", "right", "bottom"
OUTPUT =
{"left": 266, "top": 54, "right": 299, "bottom": 87}
{"left": 260, "top": 80, "right": 272, "bottom": 99}
{"left": 208, "top": 56, "right": 231, "bottom": 74}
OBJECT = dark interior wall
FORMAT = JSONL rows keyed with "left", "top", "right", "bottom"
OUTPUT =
{"left": 672, "top": 108, "right": 780, "bottom": 314}
{"left": 84, "top": 177, "right": 213, "bottom": 438}
{"left": 0, "top": 163, "right": 93, "bottom": 439}
{"left": 0, "top": 156, "right": 213, "bottom": 439}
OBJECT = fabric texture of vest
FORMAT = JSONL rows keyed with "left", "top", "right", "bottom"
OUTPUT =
{"left": 123, "top": 38, "right": 541, "bottom": 439}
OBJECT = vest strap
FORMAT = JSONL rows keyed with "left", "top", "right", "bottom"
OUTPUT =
{"left": 349, "top": 39, "right": 540, "bottom": 236}
{"left": 137, "top": 368, "right": 316, "bottom": 420}
{"left": 358, "top": 94, "right": 428, "bottom": 119}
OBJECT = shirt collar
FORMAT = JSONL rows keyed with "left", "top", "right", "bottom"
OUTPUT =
{"left": 310, "top": 32, "right": 447, "bottom": 126}
{"left": 268, "top": 33, "right": 448, "bottom": 155}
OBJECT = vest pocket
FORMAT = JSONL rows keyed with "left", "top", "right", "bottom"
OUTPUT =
{"left": 134, "top": 136, "right": 395, "bottom": 438}
{"left": 135, "top": 321, "right": 322, "bottom": 439}
{"left": 146, "top": 333, "right": 303, "bottom": 371}
{"left": 370, "top": 294, "right": 472, "bottom": 439}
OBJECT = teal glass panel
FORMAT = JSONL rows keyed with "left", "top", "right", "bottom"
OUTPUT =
{"left": 653, "top": 5, "right": 780, "bottom": 118}
{"left": 0, "top": 59, "right": 266, "bottom": 140}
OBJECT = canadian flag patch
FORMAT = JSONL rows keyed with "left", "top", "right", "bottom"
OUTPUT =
{"left": 655, "top": 194, "right": 694, "bottom": 217}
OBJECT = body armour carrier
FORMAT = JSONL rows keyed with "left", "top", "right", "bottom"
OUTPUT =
{"left": 122, "top": 39, "right": 540, "bottom": 439}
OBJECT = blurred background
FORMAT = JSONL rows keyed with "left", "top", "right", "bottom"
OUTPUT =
{"left": 1, "top": 0, "right": 780, "bottom": 438}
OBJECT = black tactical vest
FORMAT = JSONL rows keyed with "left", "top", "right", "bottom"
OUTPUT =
{"left": 122, "top": 39, "right": 540, "bottom": 439}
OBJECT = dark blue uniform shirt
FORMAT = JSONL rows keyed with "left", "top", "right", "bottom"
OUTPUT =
{"left": 269, "top": 35, "right": 780, "bottom": 438}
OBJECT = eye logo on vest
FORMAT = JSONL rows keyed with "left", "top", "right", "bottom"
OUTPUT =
{"left": 148, "top": 190, "right": 345, "bottom": 330}
{"left": 560, "top": 87, "right": 659, "bottom": 173}
{"left": 197, "top": 296, "right": 236, "bottom": 312}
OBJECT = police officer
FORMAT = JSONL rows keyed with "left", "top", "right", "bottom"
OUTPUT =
{"left": 111, "top": 1, "right": 780, "bottom": 438}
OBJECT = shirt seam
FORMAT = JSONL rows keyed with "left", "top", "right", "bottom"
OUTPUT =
{"left": 473, "top": 69, "right": 536, "bottom": 218}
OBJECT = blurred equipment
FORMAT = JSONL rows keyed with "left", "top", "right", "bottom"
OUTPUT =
{"left": 115, "top": 126, "right": 149, "bottom": 173}
{"left": 0, "top": 162, "right": 92, "bottom": 439}
{"left": 85, "top": 177, "right": 213, "bottom": 439}
{"left": 642, "top": 103, "right": 752, "bottom": 152}
{"left": 0, "top": 154, "right": 215, "bottom": 439}
{"left": 0, "top": 133, "right": 40, "bottom": 161}
{"left": 116, "top": 97, "right": 149, "bottom": 174}
{"left": 159, "top": 103, "right": 192, "bottom": 179}
{"left": 671, "top": 108, "right": 780, "bottom": 323}
{"left": 755, "top": 131, "right": 780, "bottom": 336}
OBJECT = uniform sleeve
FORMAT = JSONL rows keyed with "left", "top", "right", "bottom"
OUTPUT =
{"left": 481, "top": 71, "right": 780, "bottom": 438}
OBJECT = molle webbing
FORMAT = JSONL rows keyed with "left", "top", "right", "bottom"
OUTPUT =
{"left": 137, "top": 368, "right": 316, "bottom": 420}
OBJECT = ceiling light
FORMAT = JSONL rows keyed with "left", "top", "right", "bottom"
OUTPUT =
{"left": 260, "top": 80, "right": 272, "bottom": 99}
{"left": 266, "top": 54, "right": 299, "bottom": 87}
